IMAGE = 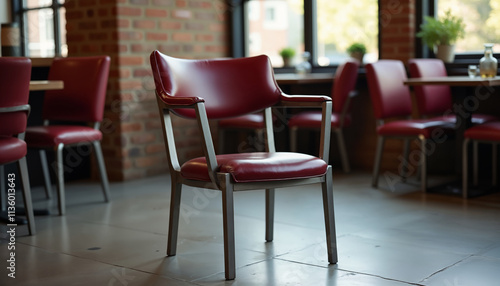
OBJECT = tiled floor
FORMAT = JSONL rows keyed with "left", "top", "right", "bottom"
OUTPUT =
{"left": 1, "top": 171, "right": 500, "bottom": 285}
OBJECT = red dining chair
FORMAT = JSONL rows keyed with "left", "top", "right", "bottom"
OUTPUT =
{"left": 408, "top": 58, "right": 498, "bottom": 124}
{"left": 462, "top": 121, "right": 500, "bottom": 198}
{"left": 366, "top": 60, "right": 455, "bottom": 192}
{"left": 25, "top": 56, "right": 111, "bottom": 216}
{"left": 0, "top": 57, "right": 35, "bottom": 235}
{"left": 288, "top": 59, "right": 359, "bottom": 172}
{"left": 150, "top": 50, "right": 337, "bottom": 280}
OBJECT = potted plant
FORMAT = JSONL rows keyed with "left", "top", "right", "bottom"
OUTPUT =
{"left": 279, "top": 47, "right": 295, "bottom": 67}
{"left": 416, "top": 9, "right": 465, "bottom": 63}
{"left": 347, "top": 43, "right": 366, "bottom": 63}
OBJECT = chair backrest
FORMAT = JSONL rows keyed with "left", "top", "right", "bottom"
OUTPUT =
{"left": 150, "top": 51, "right": 282, "bottom": 119}
{"left": 0, "top": 57, "right": 31, "bottom": 136}
{"left": 408, "top": 58, "right": 452, "bottom": 116}
{"left": 42, "top": 56, "right": 110, "bottom": 123}
{"left": 332, "top": 59, "right": 359, "bottom": 114}
{"left": 365, "top": 60, "right": 412, "bottom": 120}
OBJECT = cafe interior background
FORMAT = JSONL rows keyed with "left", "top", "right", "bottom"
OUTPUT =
{"left": 1, "top": 0, "right": 500, "bottom": 285}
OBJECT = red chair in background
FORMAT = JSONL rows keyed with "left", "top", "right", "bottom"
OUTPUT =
{"left": 366, "top": 60, "right": 455, "bottom": 192}
{"left": 288, "top": 59, "right": 359, "bottom": 172}
{"left": 150, "top": 51, "right": 337, "bottom": 280}
{"left": 218, "top": 113, "right": 267, "bottom": 153}
{"left": 408, "top": 58, "right": 497, "bottom": 124}
{"left": 25, "top": 56, "right": 111, "bottom": 216}
{"left": 462, "top": 122, "right": 500, "bottom": 198}
{"left": 0, "top": 57, "right": 35, "bottom": 235}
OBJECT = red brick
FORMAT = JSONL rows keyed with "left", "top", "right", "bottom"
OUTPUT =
{"left": 134, "top": 20, "right": 156, "bottom": 29}
{"left": 146, "top": 9, "right": 168, "bottom": 18}
{"left": 153, "top": 0, "right": 174, "bottom": 5}
{"left": 119, "top": 80, "right": 143, "bottom": 90}
{"left": 176, "top": 0, "right": 187, "bottom": 7}
{"left": 172, "top": 33, "right": 192, "bottom": 42}
{"left": 159, "top": 21, "right": 182, "bottom": 30}
{"left": 146, "top": 33, "right": 168, "bottom": 41}
{"left": 196, "top": 34, "right": 214, "bottom": 42}
{"left": 116, "top": 31, "right": 143, "bottom": 41}
{"left": 172, "top": 10, "right": 191, "bottom": 19}
{"left": 114, "top": 7, "right": 142, "bottom": 16}
{"left": 133, "top": 68, "right": 152, "bottom": 77}
{"left": 131, "top": 133, "right": 156, "bottom": 144}
{"left": 121, "top": 122, "right": 142, "bottom": 132}
{"left": 135, "top": 156, "right": 163, "bottom": 168}
{"left": 118, "top": 56, "right": 144, "bottom": 66}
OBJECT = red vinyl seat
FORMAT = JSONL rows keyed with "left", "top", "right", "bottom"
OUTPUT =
{"left": 0, "top": 57, "right": 35, "bottom": 235}
{"left": 366, "top": 60, "right": 455, "bottom": 192}
{"left": 25, "top": 56, "right": 111, "bottom": 216}
{"left": 150, "top": 50, "right": 337, "bottom": 280}
{"left": 288, "top": 59, "right": 359, "bottom": 173}
{"left": 408, "top": 58, "right": 498, "bottom": 124}
{"left": 462, "top": 121, "right": 500, "bottom": 197}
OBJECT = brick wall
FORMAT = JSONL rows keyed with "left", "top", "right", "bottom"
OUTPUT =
{"left": 65, "top": 0, "right": 229, "bottom": 181}
{"left": 379, "top": 0, "right": 416, "bottom": 62}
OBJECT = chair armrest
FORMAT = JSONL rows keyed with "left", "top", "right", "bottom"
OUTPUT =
{"left": 0, "top": 104, "right": 30, "bottom": 115}
{"left": 279, "top": 93, "right": 332, "bottom": 108}
{"left": 157, "top": 90, "right": 205, "bottom": 107}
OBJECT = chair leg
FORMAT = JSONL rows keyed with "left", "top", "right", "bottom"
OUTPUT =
{"left": 372, "top": 136, "right": 385, "bottom": 188}
{"left": 54, "top": 143, "right": 66, "bottom": 216}
{"left": 0, "top": 165, "right": 5, "bottom": 212}
{"left": 419, "top": 137, "right": 427, "bottom": 193}
{"left": 265, "top": 188, "right": 274, "bottom": 242}
{"left": 92, "top": 141, "right": 111, "bottom": 202}
{"left": 493, "top": 143, "right": 497, "bottom": 186}
{"left": 289, "top": 127, "right": 298, "bottom": 152}
{"left": 336, "top": 129, "right": 350, "bottom": 173}
{"left": 167, "top": 177, "right": 182, "bottom": 256}
{"left": 39, "top": 149, "right": 53, "bottom": 199}
{"left": 401, "top": 138, "right": 411, "bottom": 181}
{"left": 18, "top": 157, "right": 35, "bottom": 235}
{"left": 220, "top": 174, "right": 236, "bottom": 280}
{"left": 322, "top": 166, "right": 337, "bottom": 264}
{"left": 473, "top": 141, "right": 479, "bottom": 186}
{"left": 462, "top": 138, "right": 470, "bottom": 198}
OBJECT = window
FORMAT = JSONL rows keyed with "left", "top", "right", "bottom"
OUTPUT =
{"left": 13, "top": 0, "right": 67, "bottom": 57}
{"left": 437, "top": 0, "right": 499, "bottom": 54}
{"left": 241, "top": 0, "right": 379, "bottom": 68}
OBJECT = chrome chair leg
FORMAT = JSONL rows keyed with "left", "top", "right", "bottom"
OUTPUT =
{"left": 322, "top": 166, "right": 337, "bottom": 264}
{"left": 18, "top": 157, "right": 35, "bottom": 235}
{"left": 39, "top": 149, "right": 53, "bottom": 199}
{"left": 372, "top": 137, "right": 385, "bottom": 187}
{"left": 336, "top": 129, "right": 350, "bottom": 173}
{"left": 220, "top": 174, "right": 236, "bottom": 280}
{"left": 55, "top": 143, "right": 66, "bottom": 216}
{"left": 167, "top": 177, "right": 182, "bottom": 256}
{"left": 265, "top": 188, "right": 275, "bottom": 242}
{"left": 93, "top": 141, "right": 110, "bottom": 202}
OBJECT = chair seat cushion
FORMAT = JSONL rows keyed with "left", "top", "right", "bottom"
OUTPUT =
{"left": 377, "top": 119, "right": 455, "bottom": 138}
{"left": 465, "top": 121, "right": 500, "bottom": 141}
{"left": 218, "top": 114, "right": 265, "bottom": 129}
{"left": 431, "top": 114, "right": 499, "bottom": 125}
{"left": 25, "top": 126, "right": 102, "bottom": 147}
{"left": 181, "top": 152, "right": 328, "bottom": 183}
{"left": 0, "top": 136, "right": 27, "bottom": 165}
{"left": 288, "top": 111, "right": 350, "bottom": 129}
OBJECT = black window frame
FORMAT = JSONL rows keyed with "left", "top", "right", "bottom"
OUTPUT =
{"left": 230, "top": 0, "right": 381, "bottom": 72}
{"left": 11, "top": 0, "right": 64, "bottom": 57}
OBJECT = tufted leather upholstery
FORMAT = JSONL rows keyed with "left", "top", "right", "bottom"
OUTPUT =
{"left": 408, "top": 58, "right": 497, "bottom": 124}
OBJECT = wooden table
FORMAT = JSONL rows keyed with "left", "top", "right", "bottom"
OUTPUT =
{"left": 29, "top": 80, "right": 64, "bottom": 91}
{"left": 405, "top": 76, "right": 500, "bottom": 196}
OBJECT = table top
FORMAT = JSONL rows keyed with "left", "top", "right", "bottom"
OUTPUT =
{"left": 274, "top": 73, "right": 334, "bottom": 84}
{"left": 29, "top": 80, "right": 64, "bottom": 91}
{"left": 404, "top": 76, "right": 500, "bottom": 87}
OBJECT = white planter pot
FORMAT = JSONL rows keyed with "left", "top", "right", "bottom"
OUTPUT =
{"left": 435, "top": 45, "right": 455, "bottom": 63}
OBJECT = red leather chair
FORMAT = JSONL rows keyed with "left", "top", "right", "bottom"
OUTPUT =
{"left": 408, "top": 58, "right": 497, "bottom": 124}
{"left": 150, "top": 50, "right": 337, "bottom": 280}
{"left": 288, "top": 59, "right": 359, "bottom": 172}
{"left": 462, "top": 122, "right": 500, "bottom": 198}
{"left": 25, "top": 56, "right": 111, "bottom": 216}
{"left": 0, "top": 57, "right": 35, "bottom": 235}
{"left": 366, "top": 60, "right": 455, "bottom": 192}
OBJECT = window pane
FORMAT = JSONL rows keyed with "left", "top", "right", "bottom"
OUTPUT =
{"left": 438, "top": 0, "right": 499, "bottom": 53}
{"left": 26, "top": 0, "right": 53, "bottom": 9}
{"left": 246, "top": 0, "right": 304, "bottom": 67}
{"left": 26, "top": 8, "right": 55, "bottom": 57}
{"left": 60, "top": 7, "right": 68, "bottom": 57}
{"left": 316, "top": 0, "right": 378, "bottom": 66}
